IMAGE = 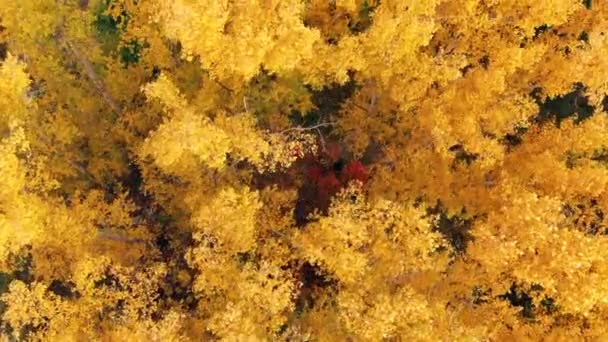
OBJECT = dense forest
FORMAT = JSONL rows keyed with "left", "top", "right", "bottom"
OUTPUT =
{"left": 1, "top": 0, "right": 608, "bottom": 340}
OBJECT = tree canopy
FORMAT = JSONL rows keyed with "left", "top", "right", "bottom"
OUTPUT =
{"left": 1, "top": 0, "right": 608, "bottom": 340}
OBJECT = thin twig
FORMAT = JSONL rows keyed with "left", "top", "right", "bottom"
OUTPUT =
{"left": 352, "top": 102, "right": 369, "bottom": 112}
{"left": 315, "top": 127, "right": 327, "bottom": 153}
{"left": 214, "top": 79, "right": 234, "bottom": 93}
{"left": 222, "top": 106, "right": 235, "bottom": 115}
{"left": 280, "top": 122, "right": 336, "bottom": 134}
{"left": 243, "top": 96, "right": 250, "bottom": 112}
{"left": 368, "top": 92, "right": 378, "bottom": 113}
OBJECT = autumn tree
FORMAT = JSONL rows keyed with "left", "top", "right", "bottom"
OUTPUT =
{"left": 2, "top": 0, "right": 608, "bottom": 340}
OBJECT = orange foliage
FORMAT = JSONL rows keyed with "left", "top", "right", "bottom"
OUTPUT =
{"left": 2, "top": 0, "right": 608, "bottom": 340}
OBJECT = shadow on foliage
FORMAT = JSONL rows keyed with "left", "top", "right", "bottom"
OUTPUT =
{"left": 502, "top": 83, "right": 599, "bottom": 150}
{"left": 532, "top": 83, "right": 594, "bottom": 127}
{"left": 49, "top": 280, "right": 80, "bottom": 300}
{"left": 498, "top": 283, "right": 558, "bottom": 320}
{"left": 428, "top": 205, "right": 473, "bottom": 255}
{"left": 293, "top": 262, "right": 337, "bottom": 316}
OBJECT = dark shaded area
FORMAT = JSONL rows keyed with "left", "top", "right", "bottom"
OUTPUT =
{"left": 155, "top": 234, "right": 171, "bottom": 257}
{"left": 150, "top": 65, "right": 161, "bottom": 81}
{"left": 435, "top": 212, "right": 473, "bottom": 254}
{"left": 120, "top": 163, "right": 147, "bottom": 209}
{"left": 591, "top": 147, "right": 608, "bottom": 164}
{"left": 119, "top": 41, "right": 144, "bottom": 67}
{"left": 501, "top": 83, "right": 598, "bottom": 150}
{"left": 601, "top": 95, "right": 608, "bottom": 114}
{"left": 498, "top": 283, "right": 557, "bottom": 319}
{"left": 125, "top": 162, "right": 198, "bottom": 314}
{"left": 428, "top": 205, "right": 473, "bottom": 254}
{"left": 94, "top": 1, "right": 127, "bottom": 35}
{"left": 17, "top": 323, "right": 43, "bottom": 342}
{"left": 157, "top": 263, "right": 198, "bottom": 312}
{"left": 331, "top": 159, "right": 346, "bottom": 173}
{"left": 294, "top": 180, "right": 322, "bottom": 227}
{"left": 460, "top": 56, "right": 490, "bottom": 76}
{"left": 360, "top": 139, "right": 385, "bottom": 165}
{"left": 449, "top": 144, "right": 478, "bottom": 168}
{"left": 500, "top": 125, "right": 528, "bottom": 151}
{"left": 0, "top": 272, "right": 11, "bottom": 324}
{"left": 460, "top": 64, "right": 474, "bottom": 76}
{"left": 98, "top": 298, "right": 126, "bottom": 320}
{"left": 532, "top": 83, "right": 595, "bottom": 126}
{"left": 533, "top": 24, "right": 552, "bottom": 39}
{"left": 152, "top": 227, "right": 198, "bottom": 311}
{"left": 564, "top": 150, "right": 584, "bottom": 169}
{"left": 156, "top": 223, "right": 197, "bottom": 315}
{"left": 94, "top": 0, "right": 142, "bottom": 66}
{"left": 499, "top": 284, "right": 536, "bottom": 318}
{"left": 236, "top": 250, "right": 261, "bottom": 265}
{"left": 293, "top": 262, "right": 336, "bottom": 316}
{"left": 540, "top": 297, "right": 558, "bottom": 314}
{"left": 478, "top": 55, "right": 490, "bottom": 69}
{"left": 118, "top": 163, "right": 176, "bottom": 242}
{"left": 0, "top": 273, "right": 10, "bottom": 295}
{"left": 12, "top": 252, "right": 33, "bottom": 284}
{"left": 583, "top": 0, "right": 592, "bottom": 9}
{"left": 310, "top": 77, "right": 357, "bottom": 116}
{"left": 290, "top": 78, "right": 357, "bottom": 127}
{"left": 0, "top": 42, "right": 7, "bottom": 61}
{"left": 562, "top": 199, "right": 606, "bottom": 235}
{"left": 94, "top": 271, "right": 123, "bottom": 290}
{"left": 348, "top": 0, "right": 380, "bottom": 34}
{"left": 303, "top": 1, "right": 378, "bottom": 44}
{"left": 48, "top": 280, "right": 80, "bottom": 300}
{"left": 250, "top": 167, "right": 299, "bottom": 194}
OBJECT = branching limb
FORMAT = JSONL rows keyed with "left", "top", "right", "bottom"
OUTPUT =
{"left": 352, "top": 102, "right": 369, "bottom": 112}
{"left": 279, "top": 122, "right": 337, "bottom": 134}
{"left": 97, "top": 229, "right": 148, "bottom": 244}
{"left": 280, "top": 122, "right": 336, "bottom": 153}
{"left": 214, "top": 79, "right": 234, "bottom": 93}
{"left": 55, "top": 31, "right": 122, "bottom": 116}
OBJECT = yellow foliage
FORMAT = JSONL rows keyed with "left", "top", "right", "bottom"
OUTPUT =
{"left": 4, "top": 0, "right": 608, "bottom": 340}
{"left": 141, "top": 74, "right": 316, "bottom": 173}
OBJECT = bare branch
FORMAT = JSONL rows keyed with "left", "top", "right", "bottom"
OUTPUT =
{"left": 280, "top": 122, "right": 337, "bottom": 134}
{"left": 352, "top": 102, "right": 369, "bottom": 112}
{"left": 97, "top": 229, "right": 148, "bottom": 244}
{"left": 315, "top": 127, "right": 327, "bottom": 153}
{"left": 58, "top": 35, "right": 122, "bottom": 115}
{"left": 214, "top": 79, "right": 234, "bottom": 93}
{"left": 243, "top": 96, "right": 250, "bottom": 112}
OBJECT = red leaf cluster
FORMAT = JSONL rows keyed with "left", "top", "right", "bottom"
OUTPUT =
{"left": 304, "top": 156, "right": 368, "bottom": 195}
{"left": 343, "top": 160, "right": 368, "bottom": 183}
